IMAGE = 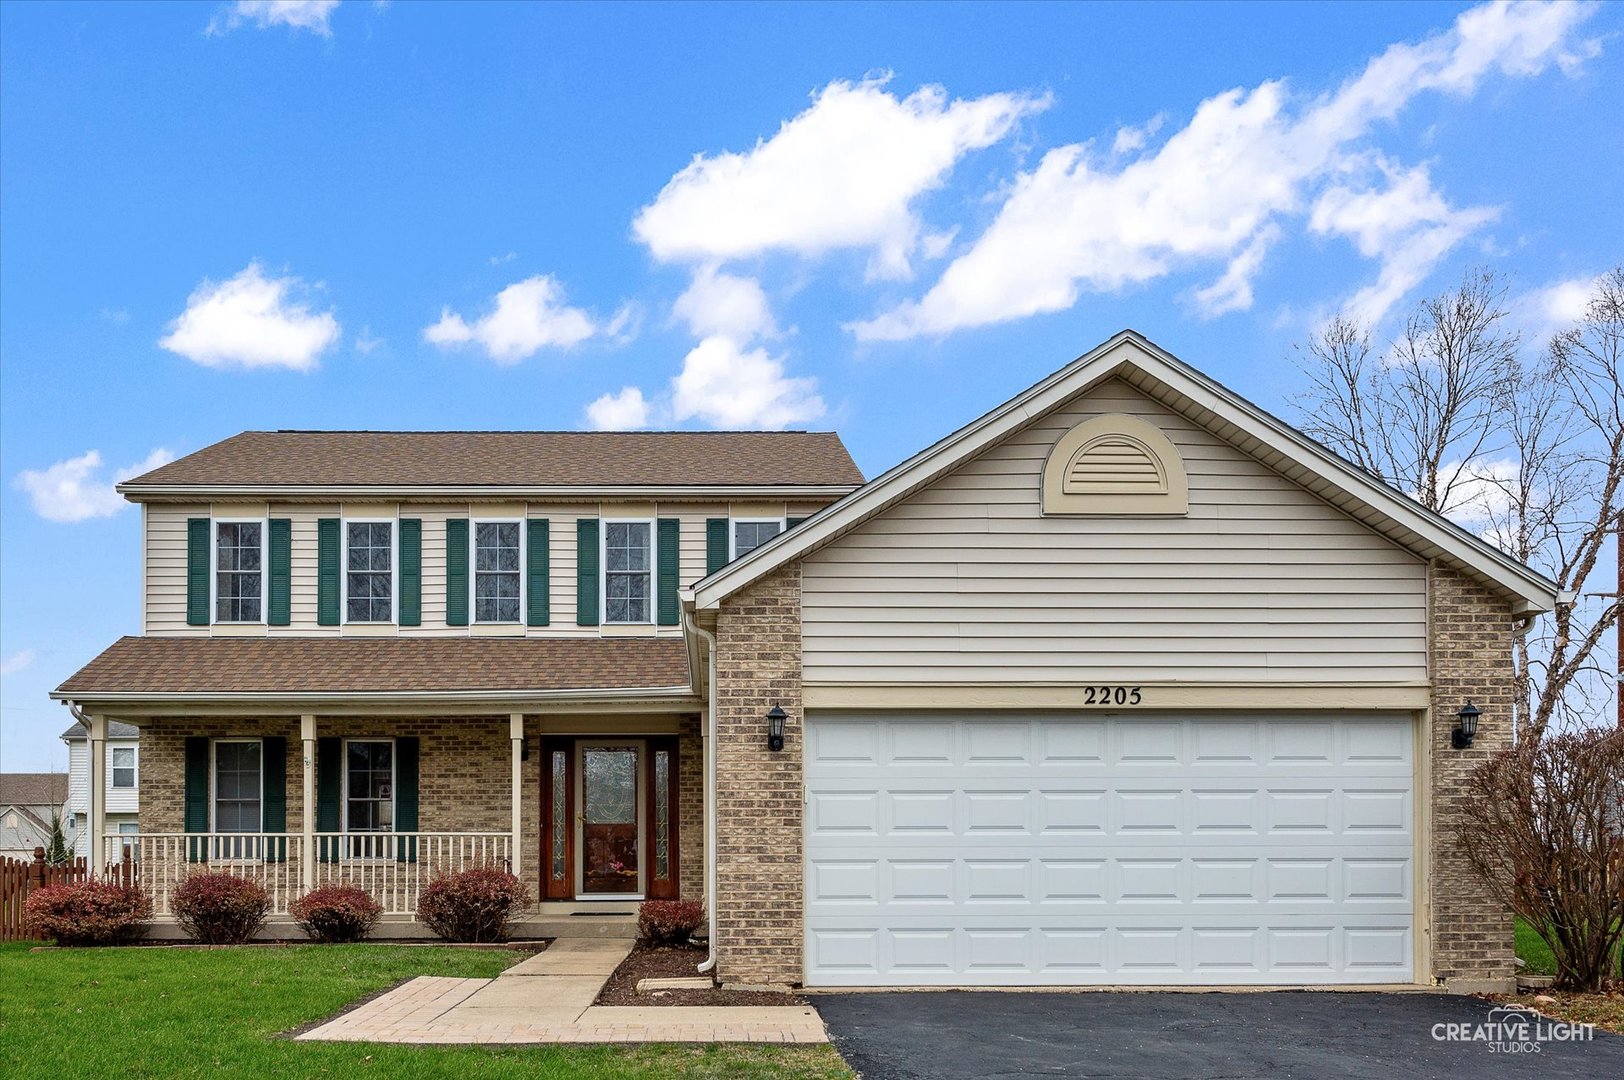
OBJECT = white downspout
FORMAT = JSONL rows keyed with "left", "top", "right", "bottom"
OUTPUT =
{"left": 684, "top": 609, "right": 720, "bottom": 976}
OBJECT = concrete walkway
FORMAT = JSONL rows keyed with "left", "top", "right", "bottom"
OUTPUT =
{"left": 296, "top": 939, "right": 827, "bottom": 1045}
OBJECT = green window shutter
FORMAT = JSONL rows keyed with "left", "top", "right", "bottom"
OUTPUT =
{"left": 261, "top": 736, "right": 287, "bottom": 863}
{"left": 316, "top": 518, "right": 340, "bottom": 626}
{"left": 445, "top": 518, "right": 469, "bottom": 626}
{"left": 786, "top": 516, "right": 806, "bottom": 529}
{"left": 186, "top": 518, "right": 210, "bottom": 626}
{"left": 394, "top": 736, "right": 419, "bottom": 864}
{"left": 267, "top": 518, "right": 292, "bottom": 626}
{"left": 399, "top": 518, "right": 422, "bottom": 627}
{"left": 656, "top": 518, "right": 680, "bottom": 626}
{"left": 316, "top": 737, "right": 341, "bottom": 862}
{"left": 184, "top": 736, "right": 209, "bottom": 862}
{"left": 527, "top": 518, "right": 550, "bottom": 626}
{"left": 705, "top": 518, "right": 729, "bottom": 575}
{"left": 576, "top": 519, "right": 600, "bottom": 626}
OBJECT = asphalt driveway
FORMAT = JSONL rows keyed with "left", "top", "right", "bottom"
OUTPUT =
{"left": 813, "top": 990, "right": 1624, "bottom": 1079}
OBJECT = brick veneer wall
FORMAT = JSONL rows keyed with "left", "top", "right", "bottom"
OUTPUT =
{"left": 678, "top": 714, "right": 705, "bottom": 901}
{"left": 713, "top": 563, "right": 804, "bottom": 985}
{"left": 1427, "top": 562, "right": 1518, "bottom": 984}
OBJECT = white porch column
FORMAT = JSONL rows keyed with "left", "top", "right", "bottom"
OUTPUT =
{"left": 509, "top": 712, "right": 524, "bottom": 881}
{"left": 301, "top": 714, "right": 316, "bottom": 892}
{"left": 87, "top": 714, "right": 107, "bottom": 874}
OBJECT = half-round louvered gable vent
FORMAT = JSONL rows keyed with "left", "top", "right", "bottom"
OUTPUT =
{"left": 1042, "top": 413, "right": 1188, "bottom": 515}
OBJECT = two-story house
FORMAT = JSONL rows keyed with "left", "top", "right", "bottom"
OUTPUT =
{"left": 54, "top": 332, "right": 1560, "bottom": 993}
{"left": 61, "top": 720, "right": 140, "bottom": 855}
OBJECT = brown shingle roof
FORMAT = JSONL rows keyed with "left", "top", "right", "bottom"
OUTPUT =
{"left": 0, "top": 773, "right": 69, "bottom": 807}
{"left": 56, "top": 637, "right": 691, "bottom": 697}
{"left": 125, "top": 431, "right": 865, "bottom": 488}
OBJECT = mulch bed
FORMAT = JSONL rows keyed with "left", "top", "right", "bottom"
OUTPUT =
{"left": 595, "top": 942, "right": 805, "bottom": 1006}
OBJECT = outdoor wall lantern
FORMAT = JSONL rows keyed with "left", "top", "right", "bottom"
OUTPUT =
{"left": 1452, "top": 701, "right": 1480, "bottom": 749}
{"left": 767, "top": 705, "right": 787, "bottom": 752}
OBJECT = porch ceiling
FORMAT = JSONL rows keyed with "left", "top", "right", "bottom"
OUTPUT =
{"left": 53, "top": 635, "right": 692, "bottom": 701}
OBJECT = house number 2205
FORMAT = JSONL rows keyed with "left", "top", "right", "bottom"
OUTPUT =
{"left": 1083, "top": 686, "right": 1142, "bottom": 705}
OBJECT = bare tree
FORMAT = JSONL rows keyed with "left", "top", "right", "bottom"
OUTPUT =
{"left": 1296, "top": 267, "right": 1623, "bottom": 737}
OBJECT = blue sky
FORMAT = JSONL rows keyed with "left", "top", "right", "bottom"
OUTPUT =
{"left": 1, "top": 0, "right": 1619, "bottom": 770}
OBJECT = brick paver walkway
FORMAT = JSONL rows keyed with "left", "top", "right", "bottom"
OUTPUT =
{"left": 296, "top": 940, "right": 827, "bottom": 1045}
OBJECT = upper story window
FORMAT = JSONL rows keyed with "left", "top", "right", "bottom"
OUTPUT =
{"left": 111, "top": 746, "right": 136, "bottom": 788}
{"left": 345, "top": 520, "right": 395, "bottom": 623}
{"left": 214, "top": 520, "right": 263, "bottom": 622}
{"left": 474, "top": 521, "right": 522, "bottom": 623}
{"left": 732, "top": 518, "right": 784, "bottom": 560}
{"left": 603, "top": 520, "right": 651, "bottom": 624}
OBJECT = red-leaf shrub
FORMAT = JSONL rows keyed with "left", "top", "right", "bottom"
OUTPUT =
{"left": 638, "top": 899, "right": 705, "bottom": 945}
{"left": 290, "top": 885, "right": 383, "bottom": 944}
{"left": 172, "top": 872, "right": 272, "bottom": 944}
{"left": 415, "top": 866, "right": 530, "bottom": 943}
{"left": 23, "top": 881, "right": 150, "bottom": 946}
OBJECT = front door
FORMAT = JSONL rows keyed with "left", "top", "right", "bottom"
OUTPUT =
{"left": 578, "top": 742, "right": 643, "bottom": 896}
{"left": 538, "top": 735, "right": 682, "bottom": 902}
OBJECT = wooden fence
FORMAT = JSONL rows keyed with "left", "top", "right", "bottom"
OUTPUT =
{"left": 0, "top": 848, "right": 88, "bottom": 941}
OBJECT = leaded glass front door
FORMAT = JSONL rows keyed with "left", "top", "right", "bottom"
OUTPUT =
{"left": 579, "top": 744, "right": 641, "bottom": 895}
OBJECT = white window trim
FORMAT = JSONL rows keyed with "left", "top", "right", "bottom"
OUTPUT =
{"left": 111, "top": 745, "right": 137, "bottom": 789}
{"left": 341, "top": 517, "right": 398, "bottom": 625}
{"left": 469, "top": 518, "right": 526, "bottom": 625}
{"left": 209, "top": 516, "right": 268, "bottom": 625}
{"left": 730, "top": 517, "right": 787, "bottom": 561}
{"left": 209, "top": 738, "right": 264, "bottom": 834}
{"left": 339, "top": 737, "right": 397, "bottom": 835}
{"left": 600, "top": 517, "right": 655, "bottom": 626}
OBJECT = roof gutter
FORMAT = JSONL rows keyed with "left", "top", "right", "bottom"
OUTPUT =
{"left": 116, "top": 483, "right": 861, "bottom": 501}
{"left": 49, "top": 685, "right": 696, "bottom": 706}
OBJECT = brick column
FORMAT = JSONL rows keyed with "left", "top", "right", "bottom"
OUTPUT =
{"left": 1427, "top": 562, "right": 1518, "bottom": 986}
{"left": 713, "top": 564, "right": 804, "bottom": 986}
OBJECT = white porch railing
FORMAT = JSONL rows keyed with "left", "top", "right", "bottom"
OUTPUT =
{"left": 101, "top": 832, "right": 513, "bottom": 916}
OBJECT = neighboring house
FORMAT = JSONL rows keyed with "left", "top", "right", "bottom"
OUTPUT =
{"left": 61, "top": 720, "right": 140, "bottom": 855}
{"left": 0, "top": 773, "right": 72, "bottom": 859}
{"left": 52, "top": 331, "right": 1560, "bottom": 992}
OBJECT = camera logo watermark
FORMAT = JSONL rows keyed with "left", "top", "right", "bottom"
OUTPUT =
{"left": 1432, "top": 1006, "right": 1596, "bottom": 1054}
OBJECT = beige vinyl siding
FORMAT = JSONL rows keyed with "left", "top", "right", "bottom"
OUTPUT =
{"left": 282, "top": 505, "right": 338, "bottom": 635}
{"left": 801, "top": 377, "right": 1429, "bottom": 685}
{"left": 144, "top": 504, "right": 207, "bottom": 634}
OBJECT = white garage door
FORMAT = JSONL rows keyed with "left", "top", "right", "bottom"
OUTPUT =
{"left": 803, "top": 711, "right": 1414, "bottom": 986}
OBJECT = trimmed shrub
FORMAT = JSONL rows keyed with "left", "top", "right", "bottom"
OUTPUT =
{"left": 23, "top": 880, "right": 150, "bottom": 946}
{"left": 290, "top": 885, "right": 383, "bottom": 944}
{"left": 637, "top": 898, "right": 705, "bottom": 945}
{"left": 415, "top": 866, "right": 530, "bottom": 943}
{"left": 172, "top": 872, "right": 272, "bottom": 944}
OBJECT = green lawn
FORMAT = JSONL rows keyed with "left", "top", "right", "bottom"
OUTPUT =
{"left": 0, "top": 942, "right": 850, "bottom": 1080}
{"left": 1515, "top": 916, "right": 1557, "bottom": 975}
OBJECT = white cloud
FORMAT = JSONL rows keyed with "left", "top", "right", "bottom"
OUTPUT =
{"left": 14, "top": 448, "right": 175, "bottom": 524}
{"left": 584, "top": 387, "right": 651, "bottom": 431}
{"left": 0, "top": 650, "right": 36, "bottom": 678}
{"left": 159, "top": 262, "right": 340, "bottom": 370}
{"left": 354, "top": 327, "right": 384, "bottom": 355}
{"left": 1520, "top": 273, "right": 1601, "bottom": 344}
{"left": 423, "top": 275, "right": 598, "bottom": 364}
{"left": 1111, "top": 113, "right": 1165, "bottom": 156}
{"left": 208, "top": 0, "right": 340, "bottom": 36}
{"left": 1191, "top": 224, "right": 1280, "bottom": 318}
{"left": 852, "top": 0, "right": 1599, "bottom": 340}
{"left": 673, "top": 266, "right": 777, "bottom": 340}
{"left": 670, "top": 336, "right": 825, "bottom": 429}
{"left": 633, "top": 76, "right": 1050, "bottom": 280}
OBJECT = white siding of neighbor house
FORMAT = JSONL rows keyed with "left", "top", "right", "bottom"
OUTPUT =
{"left": 67, "top": 738, "right": 139, "bottom": 815}
{"left": 144, "top": 499, "right": 833, "bottom": 637}
{"left": 801, "top": 378, "right": 1429, "bottom": 686}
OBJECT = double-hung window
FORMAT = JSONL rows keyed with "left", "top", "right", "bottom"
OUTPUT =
{"left": 602, "top": 520, "right": 652, "bottom": 624}
{"left": 473, "top": 521, "right": 522, "bottom": 623}
{"left": 343, "top": 739, "right": 394, "bottom": 858}
{"left": 111, "top": 747, "right": 136, "bottom": 789}
{"left": 214, "top": 520, "right": 263, "bottom": 622}
{"left": 731, "top": 518, "right": 784, "bottom": 560}
{"left": 213, "top": 740, "right": 262, "bottom": 858}
{"left": 345, "top": 520, "right": 395, "bottom": 623}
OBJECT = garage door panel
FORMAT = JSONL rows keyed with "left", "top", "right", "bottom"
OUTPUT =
{"left": 805, "top": 711, "right": 1415, "bottom": 986}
